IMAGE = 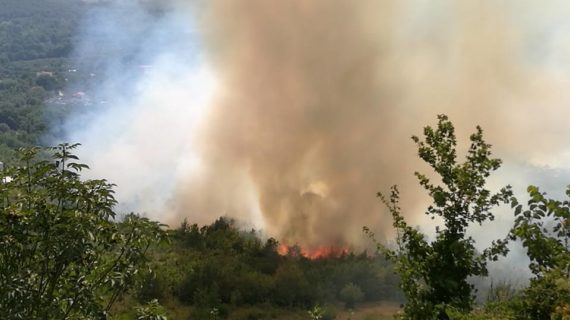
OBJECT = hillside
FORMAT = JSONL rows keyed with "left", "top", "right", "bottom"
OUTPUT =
{"left": 0, "top": 0, "right": 87, "bottom": 62}
{"left": 0, "top": 1, "right": 568, "bottom": 320}
{"left": 0, "top": 0, "right": 90, "bottom": 160}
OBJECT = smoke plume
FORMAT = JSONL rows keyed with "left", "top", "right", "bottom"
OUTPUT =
{"left": 62, "top": 0, "right": 570, "bottom": 250}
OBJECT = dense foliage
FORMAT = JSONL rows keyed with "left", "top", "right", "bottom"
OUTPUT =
{"left": 508, "top": 186, "right": 570, "bottom": 319}
{"left": 0, "top": 0, "right": 87, "bottom": 63}
{"left": 0, "top": 58, "right": 71, "bottom": 159}
{"left": 0, "top": 0, "right": 95, "bottom": 161}
{"left": 125, "top": 217, "right": 401, "bottom": 319}
{"left": 0, "top": 144, "right": 166, "bottom": 319}
{"left": 441, "top": 184, "right": 570, "bottom": 320}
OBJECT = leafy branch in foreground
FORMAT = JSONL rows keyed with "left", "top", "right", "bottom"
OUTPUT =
{"left": 0, "top": 143, "right": 167, "bottom": 319}
{"left": 509, "top": 185, "right": 570, "bottom": 319}
{"left": 365, "top": 115, "right": 512, "bottom": 319}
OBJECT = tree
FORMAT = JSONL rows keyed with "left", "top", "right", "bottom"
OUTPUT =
{"left": 339, "top": 283, "right": 364, "bottom": 309}
{"left": 365, "top": 115, "right": 512, "bottom": 319}
{"left": 510, "top": 185, "right": 570, "bottom": 319}
{"left": 0, "top": 144, "right": 167, "bottom": 319}
{"left": 273, "top": 262, "right": 313, "bottom": 307}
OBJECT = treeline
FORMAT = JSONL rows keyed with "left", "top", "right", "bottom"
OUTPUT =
{"left": 128, "top": 217, "right": 402, "bottom": 319}
{"left": 0, "top": 145, "right": 400, "bottom": 319}
{"left": 0, "top": 122, "right": 568, "bottom": 319}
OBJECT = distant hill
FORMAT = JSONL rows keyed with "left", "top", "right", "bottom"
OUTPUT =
{"left": 0, "top": 0, "right": 178, "bottom": 161}
{"left": 0, "top": 0, "right": 90, "bottom": 62}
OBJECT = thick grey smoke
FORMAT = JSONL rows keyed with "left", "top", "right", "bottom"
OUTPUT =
{"left": 63, "top": 0, "right": 570, "bottom": 253}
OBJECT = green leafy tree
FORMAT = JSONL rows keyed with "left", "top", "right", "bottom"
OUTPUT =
{"left": 273, "top": 262, "right": 313, "bottom": 307}
{"left": 0, "top": 144, "right": 167, "bottom": 319}
{"left": 366, "top": 115, "right": 512, "bottom": 319}
{"left": 510, "top": 185, "right": 570, "bottom": 319}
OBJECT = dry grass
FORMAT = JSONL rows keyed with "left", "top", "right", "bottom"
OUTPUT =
{"left": 335, "top": 302, "right": 399, "bottom": 320}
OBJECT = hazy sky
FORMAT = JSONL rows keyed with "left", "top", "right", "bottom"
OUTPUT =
{"left": 61, "top": 0, "right": 570, "bottom": 257}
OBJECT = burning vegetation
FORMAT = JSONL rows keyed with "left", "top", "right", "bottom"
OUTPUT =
{"left": 277, "top": 244, "right": 350, "bottom": 260}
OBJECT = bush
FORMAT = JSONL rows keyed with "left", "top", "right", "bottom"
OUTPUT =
{"left": 339, "top": 283, "right": 364, "bottom": 309}
{"left": 138, "top": 272, "right": 166, "bottom": 303}
{"left": 510, "top": 185, "right": 570, "bottom": 319}
{"left": 0, "top": 144, "right": 167, "bottom": 318}
{"left": 136, "top": 299, "right": 167, "bottom": 320}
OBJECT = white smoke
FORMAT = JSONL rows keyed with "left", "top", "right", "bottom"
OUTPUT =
{"left": 61, "top": 1, "right": 222, "bottom": 223}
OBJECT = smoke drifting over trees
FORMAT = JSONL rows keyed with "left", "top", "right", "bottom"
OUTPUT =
{"left": 63, "top": 0, "right": 570, "bottom": 249}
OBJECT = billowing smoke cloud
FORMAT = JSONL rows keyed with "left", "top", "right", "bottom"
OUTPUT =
{"left": 62, "top": 0, "right": 570, "bottom": 251}
{"left": 61, "top": 0, "right": 217, "bottom": 221}
{"left": 175, "top": 0, "right": 408, "bottom": 247}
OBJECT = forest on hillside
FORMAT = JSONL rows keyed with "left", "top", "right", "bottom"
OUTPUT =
{"left": 0, "top": 1, "right": 568, "bottom": 320}
{"left": 0, "top": 3, "right": 403, "bottom": 318}
{"left": 0, "top": 122, "right": 567, "bottom": 320}
{"left": 0, "top": 0, "right": 88, "bottom": 159}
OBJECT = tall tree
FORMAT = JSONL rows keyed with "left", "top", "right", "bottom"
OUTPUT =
{"left": 366, "top": 115, "right": 512, "bottom": 319}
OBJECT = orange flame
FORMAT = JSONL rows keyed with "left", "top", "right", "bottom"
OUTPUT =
{"left": 278, "top": 244, "right": 349, "bottom": 260}
{"left": 277, "top": 244, "right": 289, "bottom": 256}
